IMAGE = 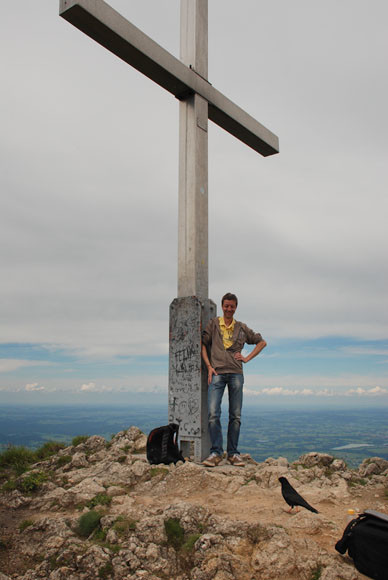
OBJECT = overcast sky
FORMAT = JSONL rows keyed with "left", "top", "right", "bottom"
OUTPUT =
{"left": 1, "top": 0, "right": 387, "bottom": 405}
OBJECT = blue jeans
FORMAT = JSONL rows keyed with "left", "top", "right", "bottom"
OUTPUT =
{"left": 208, "top": 373, "right": 244, "bottom": 456}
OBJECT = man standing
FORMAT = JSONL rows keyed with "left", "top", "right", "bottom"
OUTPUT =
{"left": 201, "top": 292, "right": 266, "bottom": 467}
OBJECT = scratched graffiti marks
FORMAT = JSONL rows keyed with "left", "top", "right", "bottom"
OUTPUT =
{"left": 168, "top": 394, "right": 200, "bottom": 436}
{"left": 169, "top": 297, "right": 203, "bottom": 437}
{"left": 173, "top": 343, "right": 199, "bottom": 374}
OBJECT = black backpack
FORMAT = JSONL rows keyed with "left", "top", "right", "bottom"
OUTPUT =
{"left": 146, "top": 423, "right": 185, "bottom": 465}
{"left": 335, "top": 510, "right": 388, "bottom": 579}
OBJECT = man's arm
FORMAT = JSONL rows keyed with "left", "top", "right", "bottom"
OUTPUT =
{"left": 234, "top": 339, "right": 267, "bottom": 364}
{"left": 201, "top": 344, "right": 218, "bottom": 385}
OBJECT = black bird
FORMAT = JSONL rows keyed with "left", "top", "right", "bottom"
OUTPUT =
{"left": 278, "top": 477, "right": 318, "bottom": 514}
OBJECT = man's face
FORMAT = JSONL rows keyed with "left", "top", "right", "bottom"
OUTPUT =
{"left": 222, "top": 299, "right": 237, "bottom": 322}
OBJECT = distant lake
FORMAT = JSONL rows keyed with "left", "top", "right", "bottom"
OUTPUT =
{"left": 333, "top": 443, "right": 372, "bottom": 450}
{"left": 0, "top": 405, "right": 387, "bottom": 468}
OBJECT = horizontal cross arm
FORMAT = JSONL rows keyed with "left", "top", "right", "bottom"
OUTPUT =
{"left": 59, "top": 0, "right": 279, "bottom": 156}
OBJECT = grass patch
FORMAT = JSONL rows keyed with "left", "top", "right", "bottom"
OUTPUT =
{"left": 72, "top": 435, "right": 89, "bottom": 447}
{"left": 1, "top": 479, "right": 17, "bottom": 493}
{"left": 18, "top": 471, "right": 49, "bottom": 494}
{"left": 247, "top": 523, "right": 270, "bottom": 544}
{"left": 19, "top": 519, "right": 34, "bottom": 532}
{"left": 86, "top": 493, "right": 112, "bottom": 509}
{"left": 77, "top": 510, "right": 102, "bottom": 538}
{"left": 98, "top": 561, "right": 114, "bottom": 579}
{"left": 0, "top": 446, "right": 35, "bottom": 476}
{"left": 34, "top": 441, "right": 66, "bottom": 460}
{"left": 310, "top": 565, "right": 323, "bottom": 580}
{"left": 56, "top": 455, "right": 72, "bottom": 468}
{"left": 93, "top": 528, "right": 107, "bottom": 542}
{"left": 182, "top": 533, "right": 200, "bottom": 552}
{"left": 113, "top": 516, "right": 137, "bottom": 535}
{"left": 0, "top": 440, "right": 67, "bottom": 481}
{"left": 164, "top": 518, "right": 185, "bottom": 551}
{"left": 1, "top": 470, "right": 49, "bottom": 494}
{"left": 150, "top": 467, "right": 169, "bottom": 478}
{"left": 349, "top": 477, "right": 368, "bottom": 487}
{"left": 164, "top": 518, "right": 203, "bottom": 574}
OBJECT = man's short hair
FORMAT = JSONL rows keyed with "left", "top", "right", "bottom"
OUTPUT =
{"left": 221, "top": 292, "right": 238, "bottom": 306}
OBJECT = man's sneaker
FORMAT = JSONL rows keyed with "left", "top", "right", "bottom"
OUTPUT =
{"left": 202, "top": 453, "right": 222, "bottom": 467}
{"left": 227, "top": 454, "right": 245, "bottom": 467}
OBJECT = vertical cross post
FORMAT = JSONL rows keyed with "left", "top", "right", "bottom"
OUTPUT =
{"left": 178, "top": 0, "right": 208, "bottom": 300}
{"left": 168, "top": 0, "right": 214, "bottom": 461}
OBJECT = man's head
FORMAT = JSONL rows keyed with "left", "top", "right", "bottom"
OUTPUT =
{"left": 221, "top": 292, "right": 238, "bottom": 322}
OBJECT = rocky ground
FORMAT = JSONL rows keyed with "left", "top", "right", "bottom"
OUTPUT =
{"left": 0, "top": 426, "right": 387, "bottom": 580}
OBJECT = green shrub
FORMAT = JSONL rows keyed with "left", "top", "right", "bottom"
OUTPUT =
{"left": 164, "top": 518, "right": 185, "bottom": 551}
{"left": 182, "top": 533, "right": 200, "bottom": 552}
{"left": 310, "top": 565, "right": 323, "bottom": 580}
{"left": 77, "top": 510, "right": 101, "bottom": 538}
{"left": 93, "top": 528, "right": 107, "bottom": 542}
{"left": 0, "top": 446, "right": 35, "bottom": 475}
{"left": 98, "top": 561, "right": 114, "bottom": 579}
{"left": 86, "top": 493, "right": 112, "bottom": 509}
{"left": 349, "top": 477, "right": 367, "bottom": 487}
{"left": 19, "top": 519, "right": 34, "bottom": 532}
{"left": 72, "top": 435, "right": 89, "bottom": 447}
{"left": 56, "top": 455, "right": 72, "bottom": 468}
{"left": 1, "top": 479, "right": 17, "bottom": 493}
{"left": 18, "top": 470, "right": 48, "bottom": 493}
{"left": 35, "top": 441, "right": 66, "bottom": 460}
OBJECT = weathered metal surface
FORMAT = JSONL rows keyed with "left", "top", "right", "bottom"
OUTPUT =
{"left": 168, "top": 296, "right": 216, "bottom": 461}
{"left": 177, "top": 2, "right": 208, "bottom": 301}
{"left": 59, "top": 0, "right": 279, "bottom": 156}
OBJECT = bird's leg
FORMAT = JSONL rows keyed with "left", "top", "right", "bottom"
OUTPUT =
{"left": 287, "top": 507, "right": 293, "bottom": 513}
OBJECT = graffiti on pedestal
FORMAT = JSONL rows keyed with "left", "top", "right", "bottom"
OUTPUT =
{"left": 168, "top": 297, "right": 203, "bottom": 437}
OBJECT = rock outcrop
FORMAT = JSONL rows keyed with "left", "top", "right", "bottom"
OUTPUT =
{"left": 0, "top": 431, "right": 387, "bottom": 579}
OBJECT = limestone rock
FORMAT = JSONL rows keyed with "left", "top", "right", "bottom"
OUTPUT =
{"left": 1, "top": 427, "right": 382, "bottom": 580}
{"left": 59, "top": 478, "right": 106, "bottom": 508}
{"left": 295, "top": 452, "right": 335, "bottom": 468}
{"left": 70, "top": 452, "right": 89, "bottom": 468}
{"left": 358, "top": 457, "right": 388, "bottom": 476}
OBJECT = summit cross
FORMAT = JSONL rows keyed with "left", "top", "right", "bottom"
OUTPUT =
{"left": 59, "top": 0, "right": 279, "bottom": 461}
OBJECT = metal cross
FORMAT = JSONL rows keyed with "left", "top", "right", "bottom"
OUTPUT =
{"left": 60, "top": 0, "right": 279, "bottom": 460}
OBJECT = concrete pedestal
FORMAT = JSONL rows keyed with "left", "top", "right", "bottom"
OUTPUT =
{"left": 168, "top": 296, "right": 216, "bottom": 462}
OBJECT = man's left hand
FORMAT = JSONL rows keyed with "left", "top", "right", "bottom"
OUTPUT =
{"left": 234, "top": 352, "right": 247, "bottom": 363}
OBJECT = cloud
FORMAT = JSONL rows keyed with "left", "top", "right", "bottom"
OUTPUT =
{"left": 25, "top": 383, "right": 45, "bottom": 392}
{"left": 244, "top": 385, "right": 388, "bottom": 398}
{"left": 246, "top": 373, "right": 388, "bottom": 390}
{"left": 341, "top": 347, "right": 388, "bottom": 357}
{"left": 79, "top": 382, "right": 113, "bottom": 393}
{"left": 0, "top": 0, "right": 387, "bottom": 364}
{"left": 245, "top": 387, "right": 316, "bottom": 397}
{"left": 346, "top": 386, "right": 388, "bottom": 396}
{"left": 0, "top": 359, "right": 48, "bottom": 373}
{"left": 79, "top": 380, "right": 166, "bottom": 394}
